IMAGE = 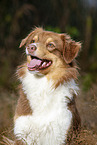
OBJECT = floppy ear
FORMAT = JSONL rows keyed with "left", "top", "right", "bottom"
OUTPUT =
{"left": 19, "top": 37, "right": 28, "bottom": 48}
{"left": 61, "top": 34, "right": 81, "bottom": 64}
{"left": 19, "top": 27, "right": 43, "bottom": 48}
{"left": 19, "top": 31, "right": 33, "bottom": 48}
{"left": 19, "top": 30, "right": 36, "bottom": 48}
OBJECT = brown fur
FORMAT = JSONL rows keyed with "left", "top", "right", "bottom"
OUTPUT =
{"left": 17, "top": 64, "right": 27, "bottom": 78}
{"left": 14, "top": 88, "right": 32, "bottom": 121}
{"left": 66, "top": 94, "right": 81, "bottom": 144}
{"left": 60, "top": 34, "right": 81, "bottom": 64}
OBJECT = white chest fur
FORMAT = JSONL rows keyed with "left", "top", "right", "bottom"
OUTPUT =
{"left": 14, "top": 71, "right": 79, "bottom": 145}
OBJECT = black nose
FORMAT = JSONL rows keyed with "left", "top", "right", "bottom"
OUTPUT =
{"left": 27, "top": 44, "right": 37, "bottom": 53}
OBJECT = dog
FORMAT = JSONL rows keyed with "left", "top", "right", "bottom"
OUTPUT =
{"left": 13, "top": 27, "right": 81, "bottom": 145}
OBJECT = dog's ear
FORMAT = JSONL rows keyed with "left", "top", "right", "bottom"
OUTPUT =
{"left": 60, "top": 34, "right": 81, "bottom": 64}
{"left": 19, "top": 37, "right": 28, "bottom": 48}
{"left": 19, "top": 27, "right": 43, "bottom": 48}
{"left": 19, "top": 31, "right": 34, "bottom": 48}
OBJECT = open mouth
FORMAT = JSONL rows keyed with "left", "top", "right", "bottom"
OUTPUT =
{"left": 27, "top": 55, "right": 52, "bottom": 71}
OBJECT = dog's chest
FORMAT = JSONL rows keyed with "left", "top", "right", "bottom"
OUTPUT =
{"left": 14, "top": 71, "right": 78, "bottom": 145}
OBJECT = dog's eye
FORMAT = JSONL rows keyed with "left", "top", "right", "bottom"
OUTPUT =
{"left": 47, "top": 43, "right": 55, "bottom": 51}
{"left": 31, "top": 40, "right": 35, "bottom": 43}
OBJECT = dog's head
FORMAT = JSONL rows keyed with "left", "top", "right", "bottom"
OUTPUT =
{"left": 19, "top": 28, "right": 81, "bottom": 86}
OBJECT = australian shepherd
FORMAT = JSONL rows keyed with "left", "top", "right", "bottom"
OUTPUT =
{"left": 10, "top": 27, "right": 81, "bottom": 145}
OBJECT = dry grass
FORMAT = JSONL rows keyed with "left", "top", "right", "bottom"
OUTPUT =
{"left": 77, "top": 83, "right": 97, "bottom": 133}
{"left": 0, "top": 89, "right": 17, "bottom": 141}
{"left": 66, "top": 129, "right": 97, "bottom": 145}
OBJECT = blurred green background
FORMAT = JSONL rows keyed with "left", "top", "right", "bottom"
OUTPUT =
{"left": 0, "top": 0, "right": 97, "bottom": 142}
{"left": 0, "top": 0, "right": 97, "bottom": 91}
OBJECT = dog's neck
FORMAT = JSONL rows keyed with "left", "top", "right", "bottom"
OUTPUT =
{"left": 20, "top": 70, "right": 79, "bottom": 113}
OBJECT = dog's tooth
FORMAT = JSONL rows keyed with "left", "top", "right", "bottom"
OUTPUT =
{"left": 42, "top": 62, "right": 46, "bottom": 66}
{"left": 46, "top": 61, "right": 51, "bottom": 66}
{"left": 46, "top": 63, "right": 49, "bottom": 66}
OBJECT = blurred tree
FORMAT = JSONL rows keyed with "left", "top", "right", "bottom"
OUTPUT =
{"left": 82, "top": 15, "right": 92, "bottom": 67}
{"left": 0, "top": 0, "right": 97, "bottom": 89}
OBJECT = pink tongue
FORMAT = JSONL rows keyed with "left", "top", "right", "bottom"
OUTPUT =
{"left": 28, "top": 59, "right": 42, "bottom": 68}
